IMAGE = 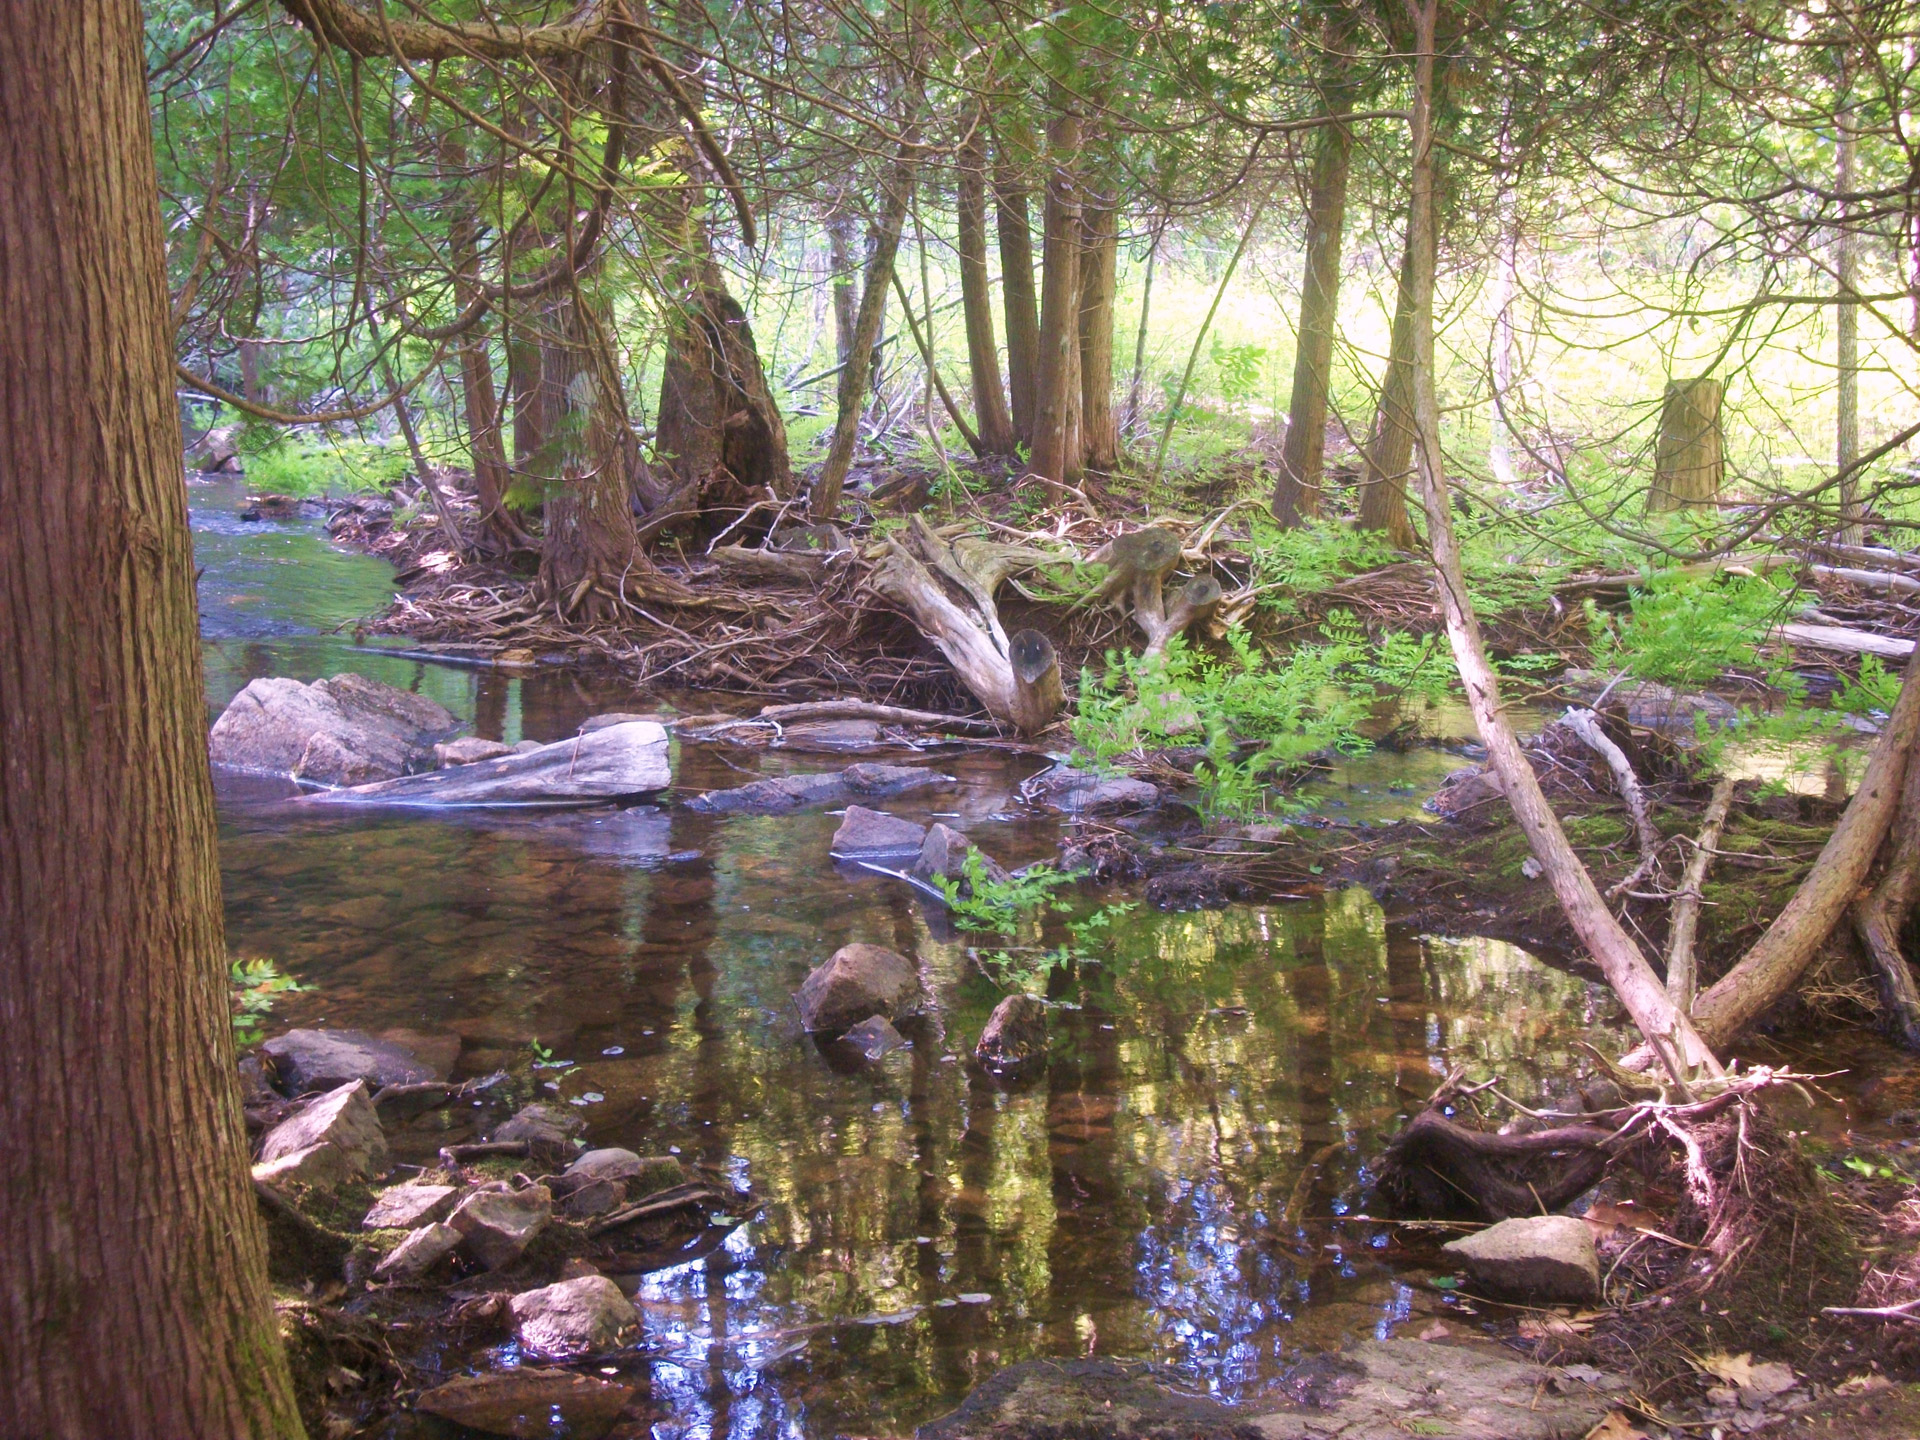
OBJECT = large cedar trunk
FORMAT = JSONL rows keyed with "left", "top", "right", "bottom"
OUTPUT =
{"left": 0, "top": 2, "right": 303, "bottom": 1434}
{"left": 1028, "top": 107, "right": 1083, "bottom": 488}
{"left": 1356, "top": 220, "right": 1420, "bottom": 548}
{"left": 1272, "top": 64, "right": 1355, "bottom": 527}
{"left": 994, "top": 155, "right": 1042, "bottom": 447}
{"left": 958, "top": 127, "right": 1016, "bottom": 456}
{"left": 450, "top": 213, "right": 519, "bottom": 553}
{"left": 1077, "top": 199, "right": 1119, "bottom": 473}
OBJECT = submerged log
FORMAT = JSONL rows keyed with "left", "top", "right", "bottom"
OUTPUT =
{"left": 870, "top": 517, "right": 1065, "bottom": 734}
{"left": 301, "top": 721, "right": 670, "bottom": 808}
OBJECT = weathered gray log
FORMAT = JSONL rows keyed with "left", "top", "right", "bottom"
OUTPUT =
{"left": 870, "top": 517, "right": 1065, "bottom": 735}
{"left": 1647, "top": 377, "right": 1723, "bottom": 512}
{"left": 301, "top": 721, "right": 669, "bottom": 808}
{"left": 1775, "top": 622, "right": 1914, "bottom": 659}
{"left": 685, "top": 762, "right": 951, "bottom": 815}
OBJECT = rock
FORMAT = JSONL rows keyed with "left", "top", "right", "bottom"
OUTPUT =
{"left": 251, "top": 1143, "right": 350, "bottom": 1190}
{"left": 913, "top": 823, "right": 1011, "bottom": 892}
{"left": 975, "top": 995, "right": 1048, "bottom": 1073}
{"left": 448, "top": 1184, "right": 552, "bottom": 1271}
{"left": 579, "top": 711, "right": 671, "bottom": 734}
{"left": 490, "top": 1102, "right": 585, "bottom": 1160}
{"left": 915, "top": 1357, "right": 1258, "bottom": 1440}
{"left": 1427, "top": 764, "right": 1506, "bottom": 824}
{"left": 795, "top": 943, "right": 923, "bottom": 1034}
{"left": 508, "top": 1274, "right": 639, "bottom": 1358}
{"left": 841, "top": 1015, "right": 907, "bottom": 1060}
{"left": 187, "top": 425, "right": 243, "bottom": 472}
{"left": 208, "top": 674, "right": 457, "bottom": 785}
{"left": 415, "top": 1369, "right": 634, "bottom": 1440}
{"left": 435, "top": 736, "right": 516, "bottom": 768}
{"left": 554, "top": 1149, "right": 683, "bottom": 1199}
{"left": 362, "top": 1183, "right": 459, "bottom": 1230}
{"left": 687, "top": 763, "right": 950, "bottom": 816}
{"left": 1441, "top": 1214, "right": 1601, "bottom": 1304}
{"left": 301, "top": 721, "right": 670, "bottom": 809}
{"left": 372, "top": 1221, "right": 461, "bottom": 1283}
{"left": 559, "top": 1178, "right": 627, "bottom": 1219}
{"left": 262, "top": 1027, "right": 444, "bottom": 1095}
{"left": 256, "top": 1081, "right": 387, "bottom": 1181}
{"left": 829, "top": 804, "right": 928, "bottom": 858}
{"left": 511, "top": 739, "right": 544, "bottom": 754}
{"left": 1025, "top": 767, "right": 1160, "bottom": 814}
{"left": 1561, "top": 670, "right": 1740, "bottom": 734}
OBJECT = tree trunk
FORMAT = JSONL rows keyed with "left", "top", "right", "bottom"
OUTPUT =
{"left": 449, "top": 214, "right": 520, "bottom": 554}
{"left": 827, "top": 208, "right": 858, "bottom": 366}
{"left": 1854, "top": 736, "right": 1920, "bottom": 1050}
{"left": 1356, "top": 218, "right": 1420, "bottom": 548}
{"left": 1399, "top": 0, "right": 1719, "bottom": 1085}
{"left": 1648, "top": 378, "right": 1724, "bottom": 512}
{"left": 812, "top": 137, "right": 916, "bottom": 520}
{"left": 1028, "top": 106, "right": 1083, "bottom": 488}
{"left": 1077, "top": 199, "right": 1119, "bottom": 473}
{"left": 1836, "top": 73, "right": 1863, "bottom": 545}
{"left": 958, "top": 125, "right": 1015, "bottom": 456}
{"left": 1272, "top": 52, "right": 1355, "bottom": 527}
{"left": 994, "top": 155, "right": 1041, "bottom": 447}
{"left": 0, "top": 2, "right": 303, "bottom": 1433}
{"left": 1126, "top": 221, "right": 1161, "bottom": 431}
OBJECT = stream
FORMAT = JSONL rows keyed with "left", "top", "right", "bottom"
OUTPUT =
{"left": 193, "top": 475, "right": 1644, "bottom": 1437}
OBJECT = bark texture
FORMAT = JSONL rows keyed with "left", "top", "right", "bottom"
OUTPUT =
{"left": 1028, "top": 107, "right": 1083, "bottom": 488}
{"left": 1356, "top": 218, "right": 1420, "bottom": 548}
{"left": 0, "top": 2, "right": 303, "bottom": 1433}
{"left": 994, "top": 157, "right": 1041, "bottom": 447}
{"left": 957, "top": 126, "right": 1015, "bottom": 455}
{"left": 1648, "top": 378, "right": 1724, "bottom": 512}
{"left": 1077, "top": 199, "right": 1119, "bottom": 472}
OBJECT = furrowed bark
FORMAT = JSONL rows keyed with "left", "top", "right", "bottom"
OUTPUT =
{"left": 1029, "top": 104, "right": 1083, "bottom": 489}
{"left": 1853, "top": 742, "right": 1920, "bottom": 1051}
{"left": 1077, "top": 198, "right": 1119, "bottom": 473}
{"left": 994, "top": 152, "right": 1042, "bottom": 447}
{"left": 1398, "top": 0, "right": 1718, "bottom": 1086}
{"left": 958, "top": 123, "right": 1015, "bottom": 455}
{"left": 1, "top": 0, "right": 303, "bottom": 1432}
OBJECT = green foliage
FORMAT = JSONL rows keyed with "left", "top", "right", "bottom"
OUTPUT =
{"left": 935, "top": 850, "right": 1074, "bottom": 934}
{"left": 975, "top": 902, "right": 1140, "bottom": 993}
{"left": 1208, "top": 335, "right": 1267, "bottom": 409}
{"left": 229, "top": 957, "right": 309, "bottom": 1046}
{"left": 1836, "top": 655, "right": 1902, "bottom": 717}
{"left": 238, "top": 429, "right": 411, "bottom": 498}
{"left": 1587, "top": 572, "right": 1800, "bottom": 692}
{"left": 1247, "top": 520, "right": 1405, "bottom": 613}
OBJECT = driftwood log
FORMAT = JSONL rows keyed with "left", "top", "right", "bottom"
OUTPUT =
{"left": 870, "top": 517, "right": 1064, "bottom": 734}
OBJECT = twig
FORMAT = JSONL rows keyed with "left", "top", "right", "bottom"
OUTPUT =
{"left": 1563, "top": 708, "right": 1663, "bottom": 899}
{"left": 1666, "top": 775, "right": 1738, "bottom": 1009}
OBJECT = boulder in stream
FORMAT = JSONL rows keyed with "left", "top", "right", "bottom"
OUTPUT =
{"left": 795, "top": 943, "right": 923, "bottom": 1034}
{"left": 1440, "top": 1214, "right": 1601, "bottom": 1304}
{"left": 1023, "top": 766, "right": 1160, "bottom": 815}
{"left": 448, "top": 1184, "right": 552, "bottom": 1270}
{"left": 829, "top": 805, "right": 928, "bottom": 858}
{"left": 841, "top": 1014, "right": 907, "bottom": 1060}
{"left": 263, "top": 1027, "right": 445, "bottom": 1096}
{"left": 913, "top": 823, "right": 1010, "bottom": 892}
{"left": 254, "top": 1081, "right": 387, "bottom": 1186}
{"left": 508, "top": 1274, "right": 639, "bottom": 1358}
{"left": 299, "top": 721, "right": 670, "bottom": 808}
{"left": 435, "top": 736, "right": 515, "bottom": 768}
{"left": 362, "top": 1182, "right": 459, "bottom": 1230}
{"left": 208, "top": 674, "right": 457, "bottom": 786}
{"left": 415, "top": 1368, "right": 634, "bottom": 1440}
{"left": 490, "top": 1102, "right": 585, "bottom": 1160}
{"left": 372, "top": 1221, "right": 461, "bottom": 1283}
{"left": 687, "top": 762, "right": 951, "bottom": 815}
{"left": 974, "top": 995, "right": 1048, "bottom": 1074}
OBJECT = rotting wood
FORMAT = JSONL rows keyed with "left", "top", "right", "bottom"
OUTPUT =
{"left": 706, "top": 546, "right": 831, "bottom": 585}
{"left": 1666, "top": 774, "right": 1738, "bottom": 1010}
{"left": 1853, "top": 733, "right": 1920, "bottom": 1051}
{"left": 870, "top": 517, "right": 1065, "bottom": 734}
{"left": 1648, "top": 377, "right": 1724, "bottom": 511}
{"left": 1775, "top": 622, "right": 1914, "bottom": 659}
{"left": 1562, "top": 708, "right": 1662, "bottom": 900}
{"left": 1087, "top": 527, "right": 1224, "bottom": 659}
{"left": 751, "top": 700, "right": 1002, "bottom": 733}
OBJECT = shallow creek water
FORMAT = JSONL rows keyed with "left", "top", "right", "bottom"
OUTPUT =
{"left": 193, "top": 476, "right": 1648, "bottom": 1437}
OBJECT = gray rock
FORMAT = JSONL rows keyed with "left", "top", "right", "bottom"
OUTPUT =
{"left": 256, "top": 1081, "right": 387, "bottom": 1181}
{"left": 208, "top": 674, "right": 456, "bottom": 785}
{"left": 975, "top": 995, "right": 1048, "bottom": 1073}
{"left": 1441, "top": 1214, "right": 1601, "bottom": 1304}
{"left": 435, "top": 736, "right": 515, "bottom": 768}
{"left": 415, "top": 1368, "right": 634, "bottom": 1440}
{"left": 1561, "top": 670, "right": 1740, "bottom": 734}
{"left": 362, "top": 1183, "right": 459, "bottom": 1230}
{"left": 795, "top": 943, "right": 923, "bottom": 1034}
{"left": 508, "top": 1274, "right": 639, "bottom": 1358}
{"left": 915, "top": 1357, "right": 1257, "bottom": 1440}
{"left": 262, "top": 1027, "right": 443, "bottom": 1095}
{"left": 1427, "top": 765, "right": 1505, "bottom": 823}
{"left": 490, "top": 1102, "right": 585, "bottom": 1159}
{"left": 251, "top": 1142, "right": 350, "bottom": 1190}
{"left": 558, "top": 1178, "right": 628, "bottom": 1219}
{"left": 579, "top": 711, "right": 671, "bottom": 734}
{"left": 688, "top": 763, "right": 949, "bottom": 816}
{"left": 301, "top": 721, "right": 670, "bottom": 809}
{"left": 1025, "top": 767, "right": 1159, "bottom": 814}
{"left": 829, "top": 805, "right": 928, "bottom": 857}
{"left": 449, "top": 1184, "right": 552, "bottom": 1271}
{"left": 554, "top": 1149, "right": 683, "bottom": 1199}
{"left": 913, "top": 823, "right": 1011, "bottom": 892}
{"left": 372, "top": 1221, "right": 461, "bottom": 1283}
{"left": 512, "top": 739, "right": 545, "bottom": 754}
{"left": 842, "top": 1015, "right": 907, "bottom": 1060}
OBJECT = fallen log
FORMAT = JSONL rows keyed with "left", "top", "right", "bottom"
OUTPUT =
{"left": 1854, "top": 741, "right": 1920, "bottom": 1051}
{"left": 1774, "top": 622, "right": 1913, "bottom": 659}
{"left": 753, "top": 699, "right": 1001, "bottom": 733}
{"left": 1811, "top": 564, "right": 1920, "bottom": 596}
{"left": 870, "top": 517, "right": 1065, "bottom": 734}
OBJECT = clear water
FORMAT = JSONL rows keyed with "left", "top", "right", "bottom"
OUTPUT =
{"left": 191, "top": 476, "right": 1634, "bottom": 1438}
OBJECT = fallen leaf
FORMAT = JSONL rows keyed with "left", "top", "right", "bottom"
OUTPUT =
{"left": 1583, "top": 1411, "right": 1649, "bottom": 1440}
{"left": 1415, "top": 1320, "right": 1449, "bottom": 1341}
{"left": 1835, "top": 1373, "right": 1891, "bottom": 1396}
{"left": 1696, "top": 1352, "right": 1796, "bottom": 1396}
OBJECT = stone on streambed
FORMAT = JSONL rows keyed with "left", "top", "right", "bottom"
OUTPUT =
{"left": 301, "top": 721, "right": 670, "bottom": 808}
{"left": 509, "top": 1274, "right": 639, "bottom": 1358}
{"left": 254, "top": 1081, "right": 387, "bottom": 1189}
{"left": 209, "top": 674, "right": 457, "bottom": 786}
{"left": 435, "top": 736, "right": 515, "bottom": 768}
{"left": 415, "top": 1368, "right": 635, "bottom": 1440}
{"left": 1441, "top": 1214, "right": 1601, "bottom": 1304}
{"left": 842, "top": 1015, "right": 907, "bottom": 1060}
{"left": 263, "top": 1027, "right": 446, "bottom": 1095}
{"left": 490, "top": 1102, "right": 585, "bottom": 1160}
{"left": 362, "top": 1182, "right": 459, "bottom": 1230}
{"left": 913, "top": 822, "right": 1010, "bottom": 893}
{"left": 373, "top": 1221, "right": 461, "bottom": 1283}
{"left": 1024, "top": 766, "right": 1160, "bottom": 815}
{"left": 553, "top": 1148, "right": 684, "bottom": 1197}
{"left": 795, "top": 943, "right": 923, "bottom": 1034}
{"left": 829, "top": 805, "right": 928, "bottom": 858}
{"left": 974, "top": 995, "right": 1048, "bottom": 1074}
{"left": 449, "top": 1184, "right": 552, "bottom": 1270}
{"left": 688, "top": 762, "right": 951, "bottom": 815}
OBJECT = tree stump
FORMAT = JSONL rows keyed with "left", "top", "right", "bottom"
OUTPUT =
{"left": 1648, "top": 377, "right": 1724, "bottom": 512}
